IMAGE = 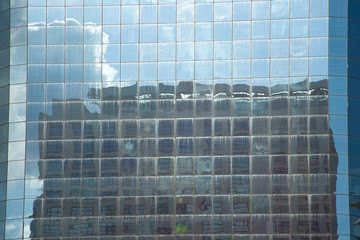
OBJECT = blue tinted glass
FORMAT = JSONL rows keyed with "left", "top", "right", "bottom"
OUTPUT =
{"left": 196, "top": 23, "right": 213, "bottom": 41}
{"left": 214, "top": 22, "right": 231, "bottom": 41}
{"left": 310, "top": 0, "right": 329, "bottom": 17}
{"left": 159, "top": 5, "right": 176, "bottom": 23}
{"left": 290, "top": 19, "right": 308, "bottom": 38}
{"left": 234, "top": 2, "right": 250, "bottom": 20}
{"left": 290, "top": 0, "right": 309, "bottom": 18}
{"left": 28, "top": 84, "right": 45, "bottom": 102}
{"left": 252, "top": 21, "right": 270, "bottom": 39}
{"left": 196, "top": 3, "right": 213, "bottom": 22}
{"left": 310, "top": 18, "right": 329, "bottom": 37}
{"left": 271, "top": 20, "right": 289, "bottom": 39}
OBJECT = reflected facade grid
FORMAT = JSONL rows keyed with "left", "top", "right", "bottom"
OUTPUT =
{"left": 0, "top": 0, "right": 358, "bottom": 239}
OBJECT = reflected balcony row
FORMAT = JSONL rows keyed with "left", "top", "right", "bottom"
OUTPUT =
{"left": 26, "top": 116, "right": 332, "bottom": 141}
{"left": 24, "top": 135, "right": 337, "bottom": 159}
{"left": 15, "top": 214, "right": 347, "bottom": 237}
{"left": 5, "top": 194, "right": 347, "bottom": 219}
{"left": 9, "top": 174, "right": 340, "bottom": 200}
{"left": 26, "top": 78, "right": 328, "bottom": 100}
{"left": 21, "top": 155, "right": 340, "bottom": 180}
{"left": 26, "top": 96, "right": 330, "bottom": 121}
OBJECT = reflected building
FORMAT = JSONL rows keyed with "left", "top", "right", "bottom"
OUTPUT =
{"left": 0, "top": 0, "right": 358, "bottom": 239}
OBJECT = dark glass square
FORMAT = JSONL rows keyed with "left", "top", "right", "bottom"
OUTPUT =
{"left": 195, "top": 118, "right": 212, "bottom": 136}
{"left": 311, "top": 195, "right": 330, "bottom": 214}
{"left": 83, "top": 121, "right": 100, "bottom": 139}
{"left": 271, "top": 156, "right": 288, "bottom": 174}
{"left": 213, "top": 215, "right": 232, "bottom": 234}
{"left": 251, "top": 117, "right": 269, "bottom": 135}
{"left": 157, "top": 177, "right": 175, "bottom": 195}
{"left": 271, "top": 97, "right": 288, "bottom": 115}
{"left": 213, "top": 137, "right": 231, "bottom": 155}
{"left": 138, "top": 177, "right": 156, "bottom": 196}
{"left": 176, "top": 216, "right": 193, "bottom": 234}
{"left": 157, "top": 197, "right": 174, "bottom": 215}
{"left": 101, "top": 139, "right": 119, "bottom": 158}
{"left": 176, "top": 99, "right": 194, "bottom": 118}
{"left": 101, "top": 198, "right": 118, "bottom": 216}
{"left": 195, "top": 196, "right": 212, "bottom": 214}
{"left": 272, "top": 195, "right": 289, "bottom": 214}
{"left": 139, "top": 139, "right": 156, "bottom": 157}
{"left": 138, "top": 197, "right": 155, "bottom": 215}
{"left": 138, "top": 158, "right": 155, "bottom": 176}
{"left": 45, "top": 160, "right": 63, "bottom": 178}
{"left": 214, "top": 99, "right": 231, "bottom": 117}
{"left": 272, "top": 215, "right": 290, "bottom": 234}
{"left": 176, "top": 119, "right": 194, "bottom": 137}
{"left": 82, "top": 159, "right": 99, "bottom": 177}
{"left": 120, "top": 120, "right": 138, "bottom": 138}
{"left": 233, "top": 196, "right": 250, "bottom": 214}
{"left": 251, "top": 175, "right": 269, "bottom": 194}
{"left": 119, "top": 197, "right": 137, "bottom": 215}
{"left": 46, "top": 122, "right": 63, "bottom": 140}
{"left": 271, "top": 175, "right": 289, "bottom": 194}
{"left": 214, "top": 118, "right": 231, "bottom": 136}
{"left": 176, "top": 196, "right": 193, "bottom": 214}
{"left": 213, "top": 196, "right": 231, "bottom": 214}
{"left": 194, "top": 216, "right": 213, "bottom": 234}
{"left": 291, "top": 195, "right": 309, "bottom": 213}
{"left": 119, "top": 177, "right": 137, "bottom": 196}
{"left": 232, "top": 118, "right": 249, "bottom": 136}
{"left": 139, "top": 120, "right": 156, "bottom": 137}
{"left": 81, "top": 198, "right": 99, "bottom": 216}
{"left": 196, "top": 99, "right": 213, "bottom": 117}
{"left": 158, "top": 138, "right": 174, "bottom": 156}
{"left": 310, "top": 116, "right": 329, "bottom": 134}
{"left": 102, "top": 121, "right": 119, "bottom": 138}
{"left": 176, "top": 157, "right": 193, "bottom": 175}
{"left": 176, "top": 176, "right": 194, "bottom": 195}
{"left": 310, "top": 155, "right": 329, "bottom": 173}
{"left": 251, "top": 156, "right": 269, "bottom": 174}
{"left": 232, "top": 156, "right": 249, "bottom": 174}
{"left": 251, "top": 195, "right": 269, "bottom": 214}
{"left": 214, "top": 176, "right": 231, "bottom": 194}
{"left": 139, "top": 100, "right": 157, "bottom": 119}
{"left": 233, "top": 98, "right": 250, "bottom": 116}
{"left": 214, "top": 157, "right": 231, "bottom": 175}
{"left": 65, "top": 121, "right": 82, "bottom": 139}
{"left": 271, "top": 136, "right": 289, "bottom": 154}
{"left": 101, "top": 101, "right": 119, "bottom": 120}
{"left": 271, "top": 117, "right": 288, "bottom": 135}
{"left": 232, "top": 176, "right": 250, "bottom": 194}
{"left": 158, "top": 120, "right": 174, "bottom": 137}
{"left": 232, "top": 137, "right": 250, "bottom": 155}
{"left": 195, "top": 138, "right": 212, "bottom": 156}
{"left": 120, "top": 101, "right": 138, "bottom": 119}
{"left": 176, "top": 138, "right": 194, "bottom": 156}
{"left": 291, "top": 215, "right": 309, "bottom": 234}
{"left": 158, "top": 100, "right": 175, "bottom": 118}
{"left": 101, "top": 177, "right": 119, "bottom": 196}
{"left": 101, "top": 159, "right": 119, "bottom": 177}
{"left": 119, "top": 139, "right": 137, "bottom": 157}
{"left": 251, "top": 215, "right": 271, "bottom": 234}
{"left": 157, "top": 158, "right": 174, "bottom": 176}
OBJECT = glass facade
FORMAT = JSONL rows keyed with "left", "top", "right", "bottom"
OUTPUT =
{"left": 0, "top": 0, "right": 358, "bottom": 239}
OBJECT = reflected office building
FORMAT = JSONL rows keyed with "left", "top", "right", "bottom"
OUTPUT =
{"left": 1, "top": 0, "right": 360, "bottom": 239}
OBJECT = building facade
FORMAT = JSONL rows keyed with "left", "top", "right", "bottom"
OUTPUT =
{"left": 0, "top": 0, "right": 359, "bottom": 239}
